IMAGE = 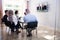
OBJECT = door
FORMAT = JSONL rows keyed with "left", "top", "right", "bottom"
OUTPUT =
{"left": 0, "top": 0, "right": 2, "bottom": 24}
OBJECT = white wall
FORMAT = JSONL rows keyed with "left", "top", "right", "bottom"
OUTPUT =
{"left": 2, "top": 0, "right": 26, "bottom": 17}
{"left": 56, "top": 0, "right": 60, "bottom": 31}
{"left": 29, "top": 0, "right": 60, "bottom": 29}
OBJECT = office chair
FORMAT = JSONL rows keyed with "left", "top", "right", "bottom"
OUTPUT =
{"left": 25, "top": 22, "right": 38, "bottom": 37}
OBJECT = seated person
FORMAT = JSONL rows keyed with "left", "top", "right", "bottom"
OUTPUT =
{"left": 7, "top": 10, "right": 14, "bottom": 32}
{"left": 12, "top": 10, "right": 22, "bottom": 34}
{"left": 1, "top": 10, "right": 11, "bottom": 27}
{"left": 23, "top": 9, "right": 38, "bottom": 37}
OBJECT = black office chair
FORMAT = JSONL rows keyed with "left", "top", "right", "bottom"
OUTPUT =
{"left": 26, "top": 21, "right": 38, "bottom": 36}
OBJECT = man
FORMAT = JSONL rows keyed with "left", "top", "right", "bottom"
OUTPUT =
{"left": 2, "top": 10, "right": 8, "bottom": 22}
{"left": 1, "top": 10, "right": 11, "bottom": 27}
{"left": 12, "top": 10, "right": 22, "bottom": 34}
{"left": 23, "top": 9, "right": 38, "bottom": 37}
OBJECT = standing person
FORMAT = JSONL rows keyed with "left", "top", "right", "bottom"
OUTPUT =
{"left": 23, "top": 9, "right": 38, "bottom": 37}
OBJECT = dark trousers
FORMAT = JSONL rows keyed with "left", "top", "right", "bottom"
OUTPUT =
{"left": 26, "top": 21, "right": 38, "bottom": 34}
{"left": 10, "top": 21, "right": 21, "bottom": 32}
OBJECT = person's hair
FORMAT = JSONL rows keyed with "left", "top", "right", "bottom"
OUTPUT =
{"left": 25, "top": 9, "right": 28, "bottom": 12}
{"left": 5, "top": 10, "right": 8, "bottom": 13}
{"left": 24, "top": 12, "right": 26, "bottom": 15}
{"left": 9, "top": 10, "right": 13, "bottom": 15}
{"left": 25, "top": 9, "right": 30, "bottom": 13}
{"left": 15, "top": 10, "right": 18, "bottom": 14}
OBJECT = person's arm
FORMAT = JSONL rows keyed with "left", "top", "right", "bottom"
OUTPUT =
{"left": 19, "top": 17, "right": 22, "bottom": 20}
{"left": 23, "top": 17, "right": 26, "bottom": 23}
{"left": 1, "top": 15, "right": 7, "bottom": 22}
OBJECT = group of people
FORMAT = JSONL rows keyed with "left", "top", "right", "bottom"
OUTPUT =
{"left": 2, "top": 9, "right": 38, "bottom": 37}
{"left": 2, "top": 10, "right": 22, "bottom": 34}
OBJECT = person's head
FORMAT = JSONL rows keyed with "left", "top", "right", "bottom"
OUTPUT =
{"left": 24, "top": 12, "right": 27, "bottom": 15}
{"left": 25, "top": 9, "right": 30, "bottom": 13}
{"left": 5, "top": 10, "right": 9, "bottom": 15}
{"left": 9, "top": 10, "right": 13, "bottom": 16}
{"left": 15, "top": 10, "right": 18, "bottom": 15}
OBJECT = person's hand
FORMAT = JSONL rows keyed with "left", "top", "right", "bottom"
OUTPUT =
{"left": 19, "top": 17, "right": 22, "bottom": 19}
{"left": 21, "top": 27, "right": 23, "bottom": 29}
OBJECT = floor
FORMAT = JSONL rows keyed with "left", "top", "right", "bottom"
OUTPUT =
{"left": 0, "top": 24, "right": 60, "bottom": 40}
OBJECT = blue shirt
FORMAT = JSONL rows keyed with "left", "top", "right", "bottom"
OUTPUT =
{"left": 23, "top": 13, "right": 37, "bottom": 23}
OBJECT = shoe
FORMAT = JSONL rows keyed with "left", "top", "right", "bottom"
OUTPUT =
{"left": 16, "top": 31, "right": 21, "bottom": 34}
{"left": 11, "top": 30, "right": 14, "bottom": 32}
{"left": 27, "top": 34, "right": 32, "bottom": 37}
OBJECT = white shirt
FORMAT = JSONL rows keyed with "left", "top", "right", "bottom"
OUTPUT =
{"left": 12, "top": 14, "right": 18, "bottom": 25}
{"left": 23, "top": 13, "right": 37, "bottom": 23}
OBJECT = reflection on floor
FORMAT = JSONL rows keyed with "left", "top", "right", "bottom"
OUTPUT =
{"left": 0, "top": 24, "right": 60, "bottom": 40}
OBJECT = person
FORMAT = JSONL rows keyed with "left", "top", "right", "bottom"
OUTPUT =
{"left": 1, "top": 10, "right": 11, "bottom": 27}
{"left": 12, "top": 10, "right": 22, "bottom": 34}
{"left": 23, "top": 9, "right": 38, "bottom": 37}
{"left": 8, "top": 10, "right": 14, "bottom": 32}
